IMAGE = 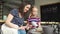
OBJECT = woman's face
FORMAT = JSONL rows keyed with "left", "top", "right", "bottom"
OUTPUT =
{"left": 24, "top": 4, "right": 31, "bottom": 12}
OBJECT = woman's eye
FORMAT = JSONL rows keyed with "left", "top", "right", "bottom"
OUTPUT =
{"left": 27, "top": 7, "right": 30, "bottom": 9}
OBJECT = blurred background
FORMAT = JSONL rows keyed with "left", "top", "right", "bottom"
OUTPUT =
{"left": 0, "top": 0, "right": 60, "bottom": 34}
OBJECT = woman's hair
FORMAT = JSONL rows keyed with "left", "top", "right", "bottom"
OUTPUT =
{"left": 18, "top": 2, "right": 32, "bottom": 15}
{"left": 18, "top": 2, "right": 33, "bottom": 20}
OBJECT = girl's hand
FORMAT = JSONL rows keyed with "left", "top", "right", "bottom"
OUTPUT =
{"left": 25, "top": 25, "right": 32, "bottom": 30}
{"left": 29, "top": 25, "right": 33, "bottom": 28}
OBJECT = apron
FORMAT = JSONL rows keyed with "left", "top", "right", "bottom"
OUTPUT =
{"left": 1, "top": 24, "right": 18, "bottom": 34}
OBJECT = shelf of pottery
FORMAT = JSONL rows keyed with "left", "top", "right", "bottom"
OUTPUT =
{"left": 0, "top": 1, "right": 3, "bottom": 20}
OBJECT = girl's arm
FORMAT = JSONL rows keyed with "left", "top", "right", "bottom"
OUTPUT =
{"left": 38, "top": 22, "right": 42, "bottom": 27}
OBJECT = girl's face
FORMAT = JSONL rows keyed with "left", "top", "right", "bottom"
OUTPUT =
{"left": 24, "top": 4, "right": 31, "bottom": 12}
{"left": 32, "top": 7, "right": 38, "bottom": 16}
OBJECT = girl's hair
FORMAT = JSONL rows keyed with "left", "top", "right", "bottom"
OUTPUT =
{"left": 29, "top": 6, "right": 39, "bottom": 18}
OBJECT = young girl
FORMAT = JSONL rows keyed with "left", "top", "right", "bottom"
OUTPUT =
{"left": 27, "top": 6, "right": 43, "bottom": 34}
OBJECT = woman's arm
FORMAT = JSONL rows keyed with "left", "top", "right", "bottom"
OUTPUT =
{"left": 5, "top": 14, "right": 19, "bottom": 29}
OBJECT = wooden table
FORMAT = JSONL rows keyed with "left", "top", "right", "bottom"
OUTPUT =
{"left": 0, "top": 20, "right": 5, "bottom": 23}
{"left": 0, "top": 20, "right": 5, "bottom": 25}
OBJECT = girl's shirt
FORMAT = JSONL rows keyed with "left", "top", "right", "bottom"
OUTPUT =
{"left": 27, "top": 17, "right": 40, "bottom": 28}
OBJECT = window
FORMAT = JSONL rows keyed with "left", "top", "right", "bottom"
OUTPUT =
{"left": 40, "top": 3, "right": 60, "bottom": 22}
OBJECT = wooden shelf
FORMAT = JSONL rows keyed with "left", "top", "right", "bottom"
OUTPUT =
{"left": 0, "top": 2, "right": 3, "bottom": 20}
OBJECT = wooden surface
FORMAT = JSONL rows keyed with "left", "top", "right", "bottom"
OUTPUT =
{"left": 0, "top": 20, "right": 5, "bottom": 23}
{"left": 0, "top": 20, "right": 59, "bottom": 24}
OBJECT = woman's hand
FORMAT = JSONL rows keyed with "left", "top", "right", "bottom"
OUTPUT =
{"left": 19, "top": 26, "right": 27, "bottom": 30}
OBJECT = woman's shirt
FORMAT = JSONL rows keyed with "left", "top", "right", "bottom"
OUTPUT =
{"left": 10, "top": 9, "right": 24, "bottom": 27}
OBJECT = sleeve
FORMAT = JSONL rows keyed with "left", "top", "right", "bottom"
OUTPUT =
{"left": 27, "top": 18, "right": 31, "bottom": 22}
{"left": 38, "top": 18, "right": 41, "bottom": 22}
{"left": 27, "top": 18, "right": 30, "bottom": 21}
{"left": 10, "top": 9, "right": 17, "bottom": 16}
{"left": 39, "top": 18, "right": 41, "bottom": 21}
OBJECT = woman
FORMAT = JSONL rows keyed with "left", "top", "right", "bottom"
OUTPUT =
{"left": 1, "top": 2, "right": 32, "bottom": 34}
{"left": 27, "top": 6, "right": 43, "bottom": 34}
